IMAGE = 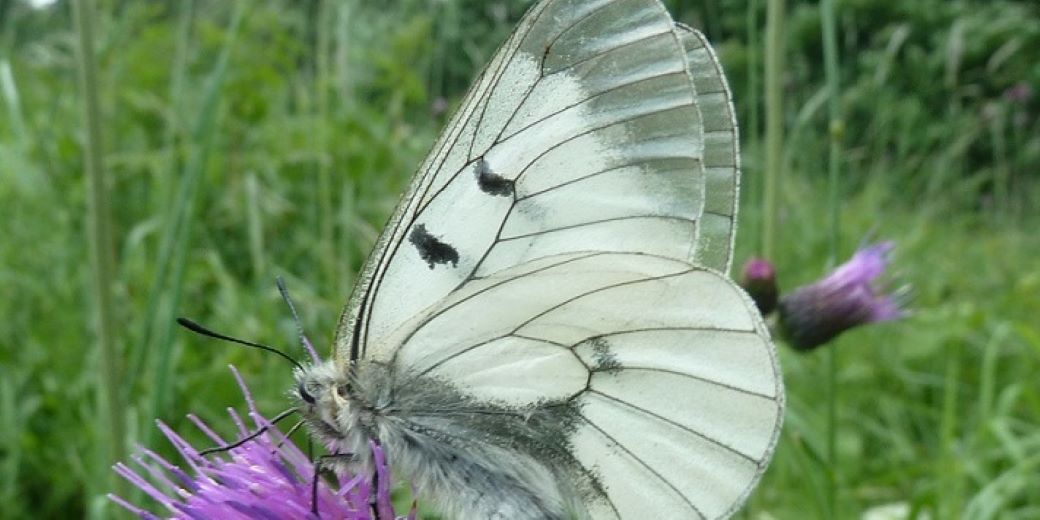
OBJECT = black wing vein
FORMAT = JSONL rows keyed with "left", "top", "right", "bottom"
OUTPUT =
{"left": 586, "top": 389, "right": 760, "bottom": 466}
{"left": 577, "top": 413, "right": 707, "bottom": 519}
{"left": 516, "top": 156, "right": 699, "bottom": 203}
{"left": 499, "top": 215, "right": 697, "bottom": 242}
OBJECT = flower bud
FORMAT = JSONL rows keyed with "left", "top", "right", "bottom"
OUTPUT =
{"left": 741, "top": 257, "right": 779, "bottom": 316}
{"left": 778, "top": 242, "right": 905, "bottom": 351}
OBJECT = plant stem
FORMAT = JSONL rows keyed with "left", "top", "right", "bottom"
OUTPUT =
{"left": 821, "top": 0, "right": 843, "bottom": 515}
{"left": 746, "top": 0, "right": 761, "bottom": 250}
{"left": 763, "top": 0, "right": 785, "bottom": 259}
{"left": 72, "top": 0, "right": 125, "bottom": 499}
{"left": 940, "top": 342, "right": 963, "bottom": 518}
{"left": 317, "top": 0, "right": 335, "bottom": 293}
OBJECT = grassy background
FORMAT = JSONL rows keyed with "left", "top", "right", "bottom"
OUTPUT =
{"left": 1, "top": 0, "right": 1038, "bottom": 518}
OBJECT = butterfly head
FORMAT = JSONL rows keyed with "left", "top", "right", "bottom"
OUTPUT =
{"left": 293, "top": 360, "right": 356, "bottom": 443}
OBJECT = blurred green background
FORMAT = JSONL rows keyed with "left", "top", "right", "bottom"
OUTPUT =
{"left": 1, "top": 0, "right": 1038, "bottom": 518}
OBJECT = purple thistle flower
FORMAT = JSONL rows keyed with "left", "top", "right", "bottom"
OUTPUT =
{"left": 740, "top": 257, "right": 779, "bottom": 315}
{"left": 778, "top": 242, "right": 906, "bottom": 351}
{"left": 110, "top": 366, "right": 416, "bottom": 520}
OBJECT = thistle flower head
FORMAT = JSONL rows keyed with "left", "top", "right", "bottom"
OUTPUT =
{"left": 110, "top": 366, "right": 414, "bottom": 520}
{"left": 740, "top": 257, "right": 779, "bottom": 315}
{"left": 778, "top": 242, "right": 906, "bottom": 351}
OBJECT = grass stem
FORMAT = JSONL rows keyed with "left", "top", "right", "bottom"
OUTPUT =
{"left": 763, "top": 0, "right": 785, "bottom": 259}
{"left": 940, "top": 342, "right": 964, "bottom": 517}
{"left": 317, "top": 0, "right": 336, "bottom": 294}
{"left": 72, "top": 0, "right": 126, "bottom": 502}
{"left": 821, "top": 0, "right": 843, "bottom": 515}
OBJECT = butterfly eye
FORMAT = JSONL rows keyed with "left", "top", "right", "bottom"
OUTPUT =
{"left": 298, "top": 382, "right": 315, "bottom": 405}
{"left": 336, "top": 384, "right": 349, "bottom": 399}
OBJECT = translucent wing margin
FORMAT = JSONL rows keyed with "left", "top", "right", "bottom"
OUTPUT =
{"left": 677, "top": 23, "right": 741, "bottom": 275}
{"left": 384, "top": 252, "right": 783, "bottom": 519}
{"left": 335, "top": 0, "right": 716, "bottom": 363}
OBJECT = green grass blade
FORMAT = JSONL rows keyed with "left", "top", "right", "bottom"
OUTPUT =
{"left": 141, "top": 1, "right": 245, "bottom": 448}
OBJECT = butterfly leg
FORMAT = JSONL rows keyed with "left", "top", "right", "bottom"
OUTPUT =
{"left": 311, "top": 452, "right": 357, "bottom": 518}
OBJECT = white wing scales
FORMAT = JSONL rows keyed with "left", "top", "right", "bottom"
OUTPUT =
{"left": 385, "top": 252, "right": 685, "bottom": 372}
{"left": 330, "top": 0, "right": 782, "bottom": 517}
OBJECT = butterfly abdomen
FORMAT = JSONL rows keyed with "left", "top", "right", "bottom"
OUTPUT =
{"left": 382, "top": 429, "right": 570, "bottom": 519}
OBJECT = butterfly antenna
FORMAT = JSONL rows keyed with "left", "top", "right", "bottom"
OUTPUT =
{"left": 197, "top": 407, "right": 299, "bottom": 456}
{"left": 276, "top": 277, "right": 321, "bottom": 363}
{"left": 176, "top": 317, "right": 304, "bottom": 372}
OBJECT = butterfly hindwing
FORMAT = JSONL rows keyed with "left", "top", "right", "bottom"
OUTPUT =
{"left": 381, "top": 252, "right": 782, "bottom": 518}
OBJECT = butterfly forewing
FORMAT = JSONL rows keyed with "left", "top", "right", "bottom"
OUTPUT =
{"left": 337, "top": 0, "right": 712, "bottom": 363}
{"left": 330, "top": 1, "right": 530, "bottom": 364}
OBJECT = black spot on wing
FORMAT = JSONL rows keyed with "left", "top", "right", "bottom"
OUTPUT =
{"left": 409, "top": 224, "right": 459, "bottom": 269}
{"left": 475, "top": 158, "right": 515, "bottom": 197}
{"left": 589, "top": 337, "right": 621, "bottom": 373}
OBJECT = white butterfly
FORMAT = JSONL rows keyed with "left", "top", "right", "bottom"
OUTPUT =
{"left": 295, "top": 0, "right": 783, "bottom": 518}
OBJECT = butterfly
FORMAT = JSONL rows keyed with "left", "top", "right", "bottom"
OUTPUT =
{"left": 293, "top": 0, "right": 784, "bottom": 518}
